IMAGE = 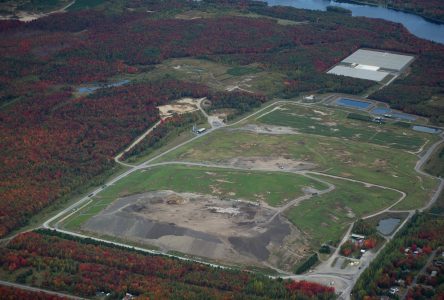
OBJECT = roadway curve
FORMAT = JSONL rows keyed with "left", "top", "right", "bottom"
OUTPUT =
{"left": 0, "top": 0, "right": 76, "bottom": 21}
{"left": 0, "top": 280, "right": 86, "bottom": 300}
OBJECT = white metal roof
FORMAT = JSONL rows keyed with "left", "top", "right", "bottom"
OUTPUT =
{"left": 355, "top": 64, "right": 380, "bottom": 71}
{"left": 328, "top": 65, "right": 389, "bottom": 82}
{"left": 342, "top": 49, "right": 414, "bottom": 71}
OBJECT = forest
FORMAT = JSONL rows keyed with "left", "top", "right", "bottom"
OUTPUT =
{"left": 0, "top": 230, "right": 335, "bottom": 299}
{"left": 0, "top": 79, "right": 211, "bottom": 237}
{"left": 121, "top": 111, "right": 205, "bottom": 161}
{"left": 0, "top": 0, "right": 444, "bottom": 282}
{"left": 352, "top": 213, "right": 444, "bottom": 299}
{"left": 0, "top": 1, "right": 444, "bottom": 297}
{"left": 121, "top": 90, "right": 265, "bottom": 161}
{"left": 0, "top": 285, "right": 66, "bottom": 300}
{"left": 1, "top": 0, "right": 443, "bottom": 239}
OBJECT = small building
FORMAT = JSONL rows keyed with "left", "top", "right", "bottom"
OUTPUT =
{"left": 431, "top": 270, "right": 438, "bottom": 277}
{"left": 197, "top": 128, "right": 206, "bottom": 134}
{"left": 372, "top": 116, "right": 384, "bottom": 123}
{"left": 396, "top": 279, "right": 405, "bottom": 287}
{"left": 351, "top": 234, "right": 365, "bottom": 241}
{"left": 304, "top": 95, "right": 315, "bottom": 101}
{"left": 434, "top": 260, "right": 444, "bottom": 267}
{"left": 123, "top": 293, "right": 134, "bottom": 300}
{"left": 389, "top": 287, "right": 399, "bottom": 295}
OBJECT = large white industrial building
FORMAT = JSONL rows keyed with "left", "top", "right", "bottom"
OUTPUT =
{"left": 327, "top": 49, "right": 414, "bottom": 82}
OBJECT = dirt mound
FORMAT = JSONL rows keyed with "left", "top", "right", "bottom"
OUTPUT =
{"left": 166, "top": 194, "right": 186, "bottom": 205}
{"left": 229, "top": 217, "right": 290, "bottom": 260}
{"left": 82, "top": 190, "right": 308, "bottom": 270}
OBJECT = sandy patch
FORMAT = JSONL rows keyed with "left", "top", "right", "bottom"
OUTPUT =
{"left": 221, "top": 156, "right": 317, "bottom": 172}
{"left": 313, "top": 110, "right": 328, "bottom": 116}
{"left": 372, "top": 159, "right": 387, "bottom": 168}
{"left": 158, "top": 98, "right": 199, "bottom": 117}
{"left": 233, "top": 124, "right": 299, "bottom": 135}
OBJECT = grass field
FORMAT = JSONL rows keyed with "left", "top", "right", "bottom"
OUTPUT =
{"left": 226, "top": 66, "right": 261, "bottom": 76}
{"left": 174, "top": 9, "right": 308, "bottom": 26}
{"left": 158, "top": 127, "right": 437, "bottom": 210}
{"left": 285, "top": 175, "right": 401, "bottom": 247}
{"left": 117, "top": 58, "right": 285, "bottom": 96}
{"left": 63, "top": 165, "right": 327, "bottom": 229}
{"left": 256, "top": 104, "right": 432, "bottom": 151}
{"left": 67, "top": 0, "right": 104, "bottom": 11}
{"left": 0, "top": 0, "right": 71, "bottom": 13}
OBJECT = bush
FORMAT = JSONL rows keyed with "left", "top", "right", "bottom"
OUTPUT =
{"left": 294, "top": 253, "right": 319, "bottom": 274}
{"left": 347, "top": 113, "right": 372, "bottom": 122}
{"left": 319, "top": 245, "right": 331, "bottom": 254}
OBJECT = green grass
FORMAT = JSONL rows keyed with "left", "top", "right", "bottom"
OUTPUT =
{"left": 67, "top": 0, "right": 104, "bottom": 11}
{"left": 285, "top": 175, "right": 401, "bottom": 247}
{"left": 257, "top": 104, "right": 430, "bottom": 151}
{"left": 17, "top": 0, "right": 69, "bottom": 12}
{"left": 100, "top": 165, "right": 326, "bottom": 206}
{"left": 63, "top": 165, "right": 327, "bottom": 229}
{"left": 98, "top": 58, "right": 285, "bottom": 96}
{"left": 158, "top": 127, "right": 437, "bottom": 210}
{"left": 160, "top": 58, "right": 284, "bottom": 95}
{"left": 227, "top": 66, "right": 261, "bottom": 76}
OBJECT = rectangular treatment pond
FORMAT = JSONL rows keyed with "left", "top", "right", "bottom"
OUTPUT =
{"left": 371, "top": 107, "right": 417, "bottom": 121}
{"left": 412, "top": 125, "right": 441, "bottom": 134}
{"left": 335, "top": 98, "right": 372, "bottom": 110}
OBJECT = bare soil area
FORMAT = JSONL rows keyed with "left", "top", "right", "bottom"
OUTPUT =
{"left": 233, "top": 124, "right": 299, "bottom": 135}
{"left": 157, "top": 98, "right": 199, "bottom": 117}
{"left": 221, "top": 156, "right": 317, "bottom": 172}
{"left": 83, "top": 190, "right": 309, "bottom": 270}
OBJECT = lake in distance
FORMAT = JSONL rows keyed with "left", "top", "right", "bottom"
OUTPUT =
{"left": 266, "top": 0, "right": 444, "bottom": 44}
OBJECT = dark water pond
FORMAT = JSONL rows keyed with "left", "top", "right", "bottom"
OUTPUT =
{"left": 377, "top": 217, "right": 400, "bottom": 235}
{"left": 266, "top": 0, "right": 444, "bottom": 44}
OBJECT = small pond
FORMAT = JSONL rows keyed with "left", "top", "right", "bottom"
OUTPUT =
{"left": 371, "top": 107, "right": 391, "bottom": 115}
{"left": 335, "top": 98, "right": 372, "bottom": 110}
{"left": 412, "top": 125, "right": 441, "bottom": 134}
{"left": 77, "top": 79, "right": 130, "bottom": 94}
{"left": 391, "top": 112, "right": 416, "bottom": 121}
{"left": 377, "top": 218, "right": 401, "bottom": 235}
